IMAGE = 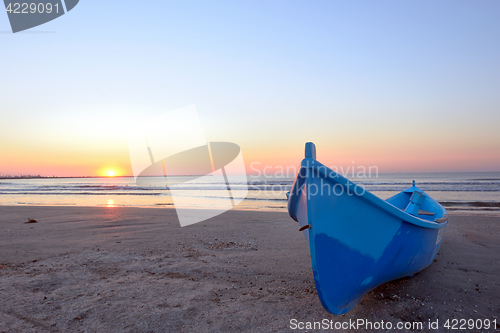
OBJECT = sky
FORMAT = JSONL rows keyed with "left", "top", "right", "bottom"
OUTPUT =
{"left": 1, "top": 0, "right": 499, "bottom": 177}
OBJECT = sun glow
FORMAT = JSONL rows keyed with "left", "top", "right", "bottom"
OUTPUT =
{"left": 96, "top": 165, "right": 127, "bottom": 178}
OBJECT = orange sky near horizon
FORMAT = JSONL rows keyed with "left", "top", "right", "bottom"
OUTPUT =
{"left": 1, "top": 103, "right": 500, "bottom": 177}
{"left": 1, "top": 133, "right": 499, "bottom": 177}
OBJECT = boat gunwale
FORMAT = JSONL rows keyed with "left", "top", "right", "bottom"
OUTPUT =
{"left": 292, "top": 157, "right": 448, "bottom": 230}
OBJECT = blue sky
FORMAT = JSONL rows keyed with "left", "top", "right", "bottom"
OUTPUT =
{"left": 1, "top": 0, "right": 499, "bottom": 175}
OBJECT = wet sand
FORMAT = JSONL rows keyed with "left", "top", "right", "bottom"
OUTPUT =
{"left": 0, "top": 206, "right": 499, "bottom": 332}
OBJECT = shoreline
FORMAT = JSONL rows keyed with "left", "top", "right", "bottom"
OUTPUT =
{"left": 0, "top": 206, "right": 499, "bottom": 332}
{"left": 2, "top": 203, "right": 500, "bottom": 218}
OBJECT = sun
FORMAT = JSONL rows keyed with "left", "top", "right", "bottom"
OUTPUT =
{"left": 97, "top": 166, "right": 124, "bottom": 178}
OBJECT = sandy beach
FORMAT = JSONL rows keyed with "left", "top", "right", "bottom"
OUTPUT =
{"left": 0, "top": 206, "right": 499, "bottom": 332}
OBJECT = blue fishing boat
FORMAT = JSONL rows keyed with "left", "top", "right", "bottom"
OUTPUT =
{"left": 287, "top": 142, "right": 448, "bottom": 315}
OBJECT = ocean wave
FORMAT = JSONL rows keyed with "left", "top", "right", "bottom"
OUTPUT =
{"left": 446, "top": 207, "right": 500, "bottom": 211}
{"left": 359, "top": 181, "right": 500, "bottom": 186}
{"left": 1, "top": 186, "right": 499, "bottom": 194}
{"left": 1, "top": 180, "right": 498, "bottom": 193}
{"left": 251, "top": 185, "right": 499, "bottom": 192}
{"left": 363, "top": 187, "right": 500, "bottom": 192}
{"left": 247, "top": 179, "right": 500, "bottom": 185}
{"left": 243, "top": 197, "right": 288, "bottom": 201}
{"left": 440, "top": 201, "right": 500, "bottom": 208}
{"left": 248, "top": 181, "right": 294, "bottom": 186}
{"left": 1, "top": 192, "right": 164, "bottom": 196}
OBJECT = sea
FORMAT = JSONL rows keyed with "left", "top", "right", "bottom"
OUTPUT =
{"left": 0, "top": 172, "right": 499, "bottom": 215}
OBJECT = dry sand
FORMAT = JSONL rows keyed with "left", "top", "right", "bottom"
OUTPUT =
{"left": 0, "top": 206, "right": 499, "bottom": 332}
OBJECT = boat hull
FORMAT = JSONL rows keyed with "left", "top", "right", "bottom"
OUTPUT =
{"left": 288, "top": 144, "right": 448, "bottom": 314}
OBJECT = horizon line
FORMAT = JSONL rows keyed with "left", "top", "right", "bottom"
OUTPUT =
{"left": 1, "top": 170, "right": 500, "bottom": 180}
